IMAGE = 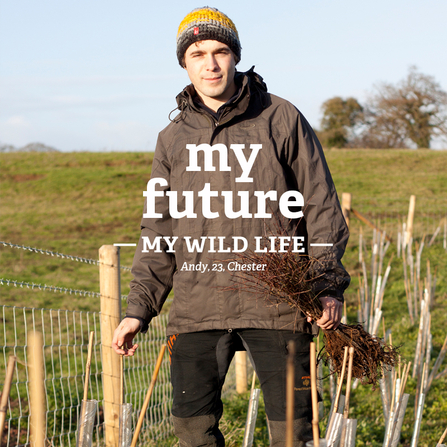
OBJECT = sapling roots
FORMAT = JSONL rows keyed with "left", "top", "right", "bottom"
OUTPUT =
{"left": 228, "top": 241, "right": 399, "bottom": 386}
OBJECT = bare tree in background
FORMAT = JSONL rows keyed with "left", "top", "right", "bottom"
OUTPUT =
{"left": 361, "top": 66, "right": 447, "bottom": 148}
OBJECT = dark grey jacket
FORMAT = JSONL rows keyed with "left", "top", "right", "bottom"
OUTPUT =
{"left": 126, "top": 69, "right": 350, "bottom": 336}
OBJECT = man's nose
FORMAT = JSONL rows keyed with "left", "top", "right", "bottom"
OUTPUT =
{"left": 205, "top": 54, "right": 219, "bottom": 70}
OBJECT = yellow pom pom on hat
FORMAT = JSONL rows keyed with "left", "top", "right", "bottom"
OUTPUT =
{"left": 176, "top": 6, "right": 241, "bottom": 66}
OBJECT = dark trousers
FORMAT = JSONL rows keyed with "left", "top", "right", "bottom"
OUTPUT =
{"left": 168, "top": 329, "right": 314, "bottom": 446}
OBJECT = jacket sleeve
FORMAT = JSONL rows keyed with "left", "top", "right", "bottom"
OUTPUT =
{"left": 125, "top": 135, "right": 176, "bottom": 327}
{"left": 288, "top": 111, "right": 351, "bottom": 301}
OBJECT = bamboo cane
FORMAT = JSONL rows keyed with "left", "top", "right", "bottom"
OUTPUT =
{"left": 401, "top": 361, "right": 411, "bottom": 396}
{"left": 77, "top": 331, "right": 95, "bottom": 447}
{"left": 342, "top": 348, "right": 354, "bottom": 420}
{"left": 0, "top": 356, "right": 16, "bottom": 443}
{"left": 388, "top": 370, "right": 397, "bottom": 424}
{"left": 130, "top": 344, "right": 166, "bottom": 447}
{"left": 310, "top": 342, "right": 319, "bottom": 447}
{"left": 286, "top": 340, "right": 296, "bottom": 447}
{"left": 437, "top": 427, "right": 447, "bottom": 446}
{"left": 84, "top": 332, "right": 95, "bottom": 401}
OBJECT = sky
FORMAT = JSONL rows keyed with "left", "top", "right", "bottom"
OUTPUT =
{"left": 1, "top": 0, "right": 447, "bottom": 151}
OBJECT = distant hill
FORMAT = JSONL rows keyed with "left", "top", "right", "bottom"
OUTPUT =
{"left": 0, "top": 142, "right": 60, "bottom": 153}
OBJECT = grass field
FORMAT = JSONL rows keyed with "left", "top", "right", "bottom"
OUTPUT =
{"left": 1, "top": 149, "right": 447, "bottom": 446}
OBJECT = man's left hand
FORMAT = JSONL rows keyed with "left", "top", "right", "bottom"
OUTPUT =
{"left": 306, "top": 296, "right": 342, "bottom": 330}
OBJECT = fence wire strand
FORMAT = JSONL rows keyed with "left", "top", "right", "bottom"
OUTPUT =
{"left": 0, "top": 278, "right": 128, "bottom": 301}
{"left": 1, "top": 241, "right": 132, "bottom": 271}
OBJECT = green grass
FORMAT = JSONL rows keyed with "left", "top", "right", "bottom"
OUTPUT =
{"left": 1, "top": 149, "right": 447, "bottom": 446}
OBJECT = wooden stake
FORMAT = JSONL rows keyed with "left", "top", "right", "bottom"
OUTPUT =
{"left": 405, "top": 195, "right": 416, "bottom": 247}
{"left": 285, "top": 341, "right": 295, "bottom": 447}
{"left": 28, "top": 332, "right": 46, "bottom": 447}
{"left": 341, "top": 193, "right": 352, "bottom": 229}
{"left": 310, "top": 342, "right": 319, "bottom": 447}
{"left": 99, "top": 245, "right": 122, "bottom": 447}
{"left": 0, "top": 356, "right": 16, "bottom": 442}
{"left": 235, "top": 351, "right": 248, "bottom": 394}
{"left": 130, "top": 344, "right": 166, "bottom": 447}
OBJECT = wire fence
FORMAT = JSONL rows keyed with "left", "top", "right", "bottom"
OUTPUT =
{"left": 0, "top": 239, "right": 232, "bottom": 447}
{"left": 0, "top": 242, "right": 132, "bottom": 271}
{"left": 1, "top": 198, "right": 445, "bottom": 446}
{"left": 1, "top": 306, "right": 169, "bottom": 446}
{"left": 1, "top": 304, "right": 238, "bottom": 447}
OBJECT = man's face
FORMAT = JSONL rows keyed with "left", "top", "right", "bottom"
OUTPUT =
{"left": 183, "top": 40, "right": 236, "bottom": 109}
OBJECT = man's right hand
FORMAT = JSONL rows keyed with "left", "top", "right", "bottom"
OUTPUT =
{"left": 112, "top": 317, "right": 141, "bottom": 356}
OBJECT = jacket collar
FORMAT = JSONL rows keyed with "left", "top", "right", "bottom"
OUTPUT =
{"left": 174, "top": 67, "right": 268, "bottom": 124}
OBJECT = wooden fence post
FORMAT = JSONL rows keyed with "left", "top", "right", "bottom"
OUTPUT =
{"left": 28, "top": 332, "right": 46, "bottom": 447}
{"left": 342, "top": 193, "right": 352, "bottom": 229}
{"left": 99, "top": 245, "right": 122, "bottom": 447}
{"left": 405, "top": 195, "right": 416, "bottom": 247}
{"left": 235, "top": 351, "right": 247, "bottom": 394}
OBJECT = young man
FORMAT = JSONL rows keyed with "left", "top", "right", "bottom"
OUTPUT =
{"left": 112, "top": 7, "right": 350, "bottom": 446}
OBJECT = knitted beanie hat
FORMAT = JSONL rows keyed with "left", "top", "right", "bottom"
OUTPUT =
{"left": 177, "top": 7, "right": 241, "bottom": 66}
